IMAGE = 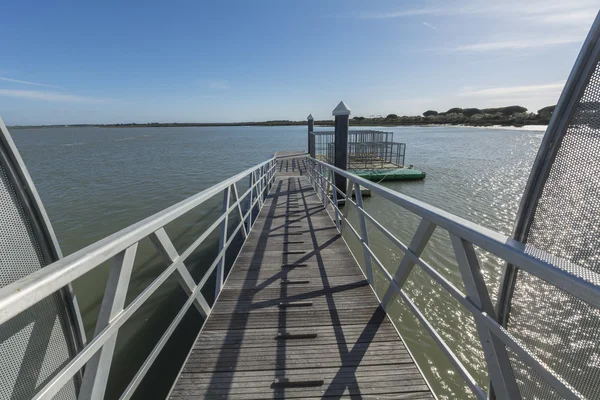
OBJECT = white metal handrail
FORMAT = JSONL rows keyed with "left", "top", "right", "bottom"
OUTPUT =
{"left": 306, "top": 157, "right": 599, "bottom": 400}
{"left": 0, "top": 157, "right": 276, "bottom": 400}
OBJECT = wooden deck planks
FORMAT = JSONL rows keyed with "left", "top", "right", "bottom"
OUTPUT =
{"left": 169, "top": 153, "right": 433, "bottom": 399}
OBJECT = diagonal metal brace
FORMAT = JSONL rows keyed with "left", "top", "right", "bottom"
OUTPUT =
{"left": 450, "top": 234, "right": 521, "bottom": 400}
{"left": 381, "top": 219, "right": 436, "bottom": 309}
{"left": 230, "top": 183, "right": 248, "bottom": 239}
{"left": 150, "top": 228, "right": 211, "bottom": 318}
{"left": 80, "top": 243, "right": 138, "bottom": 400}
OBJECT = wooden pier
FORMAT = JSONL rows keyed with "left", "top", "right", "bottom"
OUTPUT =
{"left": 169, "top": 152, "right": 433, "bottom": 399}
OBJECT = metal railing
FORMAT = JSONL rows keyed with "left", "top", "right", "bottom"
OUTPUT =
{"left": 306, "top": 157, "right": 600, "bottom": 400}
{"left": 0, "top": 157, "right": 276, "bottom": 400}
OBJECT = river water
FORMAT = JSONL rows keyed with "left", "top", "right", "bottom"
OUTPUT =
{"left": 11, "top": 125, "right": 543, "bottom": 399}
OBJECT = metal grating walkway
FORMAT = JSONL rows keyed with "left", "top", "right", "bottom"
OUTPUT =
{"left": 169, "top": 153, "right": 433, "bottom": 399}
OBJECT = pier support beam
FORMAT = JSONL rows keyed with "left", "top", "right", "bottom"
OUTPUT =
{"left": 307, "top": 114, "right": 314, "bottom": 158}
{"left": 333, "top": 101, "right": 350, "bottom": 200}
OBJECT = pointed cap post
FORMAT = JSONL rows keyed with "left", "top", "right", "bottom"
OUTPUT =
{"left": 332, "top": 101, "right": 351, "bottom": 116}
{"left": 307, "top": 114, "right": 314, "bottom": 120}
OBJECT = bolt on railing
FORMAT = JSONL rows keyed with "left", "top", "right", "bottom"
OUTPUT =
{"left": 0, "top": 157, "right": 276, "bottom": 400}
{"left": 306, "top": 156, "right": 599, "bottom": 400}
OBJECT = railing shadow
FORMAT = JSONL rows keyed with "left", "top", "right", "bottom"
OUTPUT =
{"left": 203, "top": 179, "right": 283, "bottom": 395}
{"left": 202, "top": 173, "right": 386, "bottom": 398}
{"left": 277, "top": 156, "right": 307, "bottom": 176}
{"left": 299, "top": 176, "right": 386, "bottom": 398}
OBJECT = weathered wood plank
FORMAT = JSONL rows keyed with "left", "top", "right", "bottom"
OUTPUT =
{"left": 203, "top": 307, "right": 389, "bottom": 331}
{"left": 211, "top": 291, "right": 379, "bottom": 314}
{"left": 169, "top": 167, "right": 433, "bottom": 399}
{"left": 193, "top": 324, "right": 400, "bottom": 349}
{"left": 225, "top": 264, "right": 364, "bottom": 278}
{"left": 223, "top": 275, "right": 367, "bottom": 290}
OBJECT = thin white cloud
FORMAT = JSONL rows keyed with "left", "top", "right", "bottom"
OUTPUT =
{"left": 422, "top": 22, "right": 437, "bottom": 30}
{"left": 454, "top": 37, "right": 581, "bottom": 52}
{"left": 359, "top": 8, "right": 442, "bottom": 19}
{"left": 206, "top": 80, "right": 230, "bottom": 90}
{"left": 0, "top": 76, "right": 61, "bottom": 89}
{"left": 458, "top": 82, "right": 565, "bottom": 97}
{"left": 359, "top": 0, "right": 597, "bottom": 20}
{"left": 525, "top": 10, "right": 596, "bottom": 26}
{"left": 0, "top": 89, "right": 107, "bottom": 103}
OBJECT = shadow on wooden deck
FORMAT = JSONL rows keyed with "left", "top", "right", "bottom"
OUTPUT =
{"left": 170, "top": 174, "right": 433, "bottom": 399}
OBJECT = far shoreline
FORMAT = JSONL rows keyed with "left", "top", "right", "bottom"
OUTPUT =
{"left": 8, "top": 104, "right": 556, "bottom": 131}
{"left": 8, "top": 121, "right": 548, "bottom": 130}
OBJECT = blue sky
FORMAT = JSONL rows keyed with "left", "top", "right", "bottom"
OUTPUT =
{"left": 0, "top": 0, "right": 597, "bottom": 125}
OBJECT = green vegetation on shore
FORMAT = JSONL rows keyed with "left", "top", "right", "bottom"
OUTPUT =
{"left": 349, "top": 105, "right": 556, "bottom": 128}
{"left": 9, "top": 105, "right": 555, "bottom": 129}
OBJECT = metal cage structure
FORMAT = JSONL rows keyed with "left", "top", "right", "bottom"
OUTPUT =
{"left": 314, "top": 130, "right": 406, "bottom": 169}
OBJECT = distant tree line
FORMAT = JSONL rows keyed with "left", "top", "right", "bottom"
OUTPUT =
{"left": 10, "top": 105, "right": 563, "bottom": 129}
{"left": 344, "top": 105, "right": 557, "bottom": 128}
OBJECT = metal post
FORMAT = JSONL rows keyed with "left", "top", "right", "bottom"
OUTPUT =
{"left": 263, "top": 164, "right": 268, "bottom": 198}
{"left": 247, "top": 172, "right": 254, "bottom": 233}
{"left": 333, "top": 101, "right": 350, "bottom": 201}
{"left": 260, "top": 166, "right": 265, "bottom": 203}
{"left": 254, "top": 169, "right": 260, "bottom": 206}
{"left": 450, "top": 234, "right": 521, "bottom": 400}
{"left": 267, "top": 161, "right": 271, "bottom": 191}
{"left": 354, "top": 183, "right": 374, "bottom": 284}
{"left": 269, "top": 160, "right": 274, "bottom": 190}
{"left": 80, "top": 244, "right": 138, "bottom": 400}
{"left": 319, "top": 163, "right": 326, "bottom": 205}
{"left": 216, "top": 186, "right": 231, "bottom": 298}
{"left": 330, "top": 169, "right": 340, "bottom": 231}
{"left": 341, "top": 174, "right": 354, "bottom": 236}
{"left": 308, "top": 114, "right": 314, "bottom": 157}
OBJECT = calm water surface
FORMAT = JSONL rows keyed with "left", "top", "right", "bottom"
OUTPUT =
{"left": 12, "top": 125, "right": 543, "bottom": 399}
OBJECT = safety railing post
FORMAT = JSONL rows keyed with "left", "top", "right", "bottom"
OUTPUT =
{"left": 262, "top": 164, "right": 268, "bottom": 199}
{"left": 79, "top": 244, "right": 138, "bottom": 400}
{"left": 450, "top": 234, "right": 521, "bottom": 400}
{"left": 325, "top": 164, "right": 332, "bottom": 205}
{"left": 258, "top": 165, "right": 263, "bottom": 203}
{"left": 260, "top": 165, "right": 265, "bottom": 203}
{"left": 354, "top": 182, "right": 374, "bottom": 284}
{"left": 256, "top": 167, "right": 262, "bottom": 206}
{"left": 313, "top": 162, "right": 319, "bottom": 200}
{"left": 215, "top": 186, "right": 231, "bottom": 298}
{"left": 319, "top": 163, "right": 326, "bottom": 206}
{"left": 247, "top": 171, "right": 255, "bottom": 231}
{"left": 307, "top": 157, "right": 313, "bottom": 186}
{"left": 268, "top": 160, "right": 274, "bottom": 190}
{"left": 330, "top": 168, "right": 340, "bottom": 231}
{"left": 307, "top": 114, "right": 314, "bottom": 155}
{"left": 341, "top": 174, "right": 354, "bottom": 228}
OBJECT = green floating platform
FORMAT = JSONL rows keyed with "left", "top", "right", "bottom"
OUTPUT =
{"left": 352, "top": 168, "right": 426, "bottom": 182}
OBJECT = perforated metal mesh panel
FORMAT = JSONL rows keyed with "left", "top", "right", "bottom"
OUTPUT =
{"left": 0, "top": 164, "right": 77, "bottom": 399}
{"left": 506, "top": 57, "right": 600, "bottom": 398}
